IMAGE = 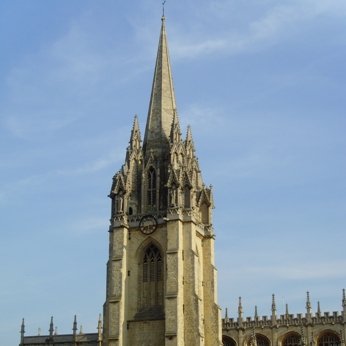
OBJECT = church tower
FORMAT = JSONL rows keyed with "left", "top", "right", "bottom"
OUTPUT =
{"left": 103, "top": 16, "right": 221, "bottom": 346}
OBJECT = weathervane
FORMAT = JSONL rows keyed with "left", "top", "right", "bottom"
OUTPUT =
{"left": 162, "top": 0, "right": 166, "bottom": 17}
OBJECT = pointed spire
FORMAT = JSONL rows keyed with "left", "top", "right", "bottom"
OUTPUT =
{"left": 143, "top": 16, "right": 177, "bottom": 157}
{"left": 306, "top": 291, "right": 312, "bottom": 315}
{"left": 224, "top": 308, "right": 229, "bottom": 323}
{"left": 73, "top": 315, "right": 78, "bottom": 336}
{"left": 129, "top": 115, "right": 142, "bottom": 151}
{"left": 170, "top": 109, "right": 181, "bottom": 144}
{"left": 272, "top": 293, "right": 276, "bottom": 313}
{"left": 254, "top": 305, "right": 258, "bottom": 320}
{"left": 185, "top": 126, "right": 196, "bottom": 153}
{"left": 342, "top": 289, "right": 346, "bottom": 320}
{"left": 285, "top": 303, "right": 289, "bottom": 317}
{"left": 271, "top": 294, "right": 277, "bottom": 325}
{"left": 20, "top": 318, "right": 25, "bottom": 344}
{"left": 317, "top": 301, "right": 321, "bottom": 316}
{"left": 97, "top": 314, "right": 103, "bottom": 342}
{"left": 49, "top": 316, "right": 54, "bottom": 337}
{"left": 238, "top": 296, "right": 243, "bottom": 326}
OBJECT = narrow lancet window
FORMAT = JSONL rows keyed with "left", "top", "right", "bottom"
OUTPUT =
{"left": 147, "top": 167, "right": 156, "bottom": 207}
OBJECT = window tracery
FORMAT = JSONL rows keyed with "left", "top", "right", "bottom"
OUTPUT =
{"left": 138, "top": 243, "right": 163, "bottom": 318}
{"left": 318, "top": 333, "right": 341, "bottom": 346}
{"left": 283, "top": 333, "right": 301, "bottom": 346}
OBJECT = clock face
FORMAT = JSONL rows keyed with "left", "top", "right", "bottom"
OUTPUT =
{"left": 139, "top": 215, "right": 158, "bottom": 235}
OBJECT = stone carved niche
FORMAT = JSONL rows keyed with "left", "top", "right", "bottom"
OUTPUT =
{"left": 200, "top": 202, "right": 210, "bottom": 225}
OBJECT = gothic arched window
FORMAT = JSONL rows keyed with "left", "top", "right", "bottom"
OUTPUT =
{"left": 137, "top": 243, "right": 164, "bottom": 319}
{"left": 256, "top": 335, "right": 270, "bottom": 346}
{"left": 318, "top": 333, "right": 341, "bottom": 346}
{"left": 223, "top": 336, "right": 236, "bottom": 346}
{"left": 147, "top": 167, "right": 156, "bottom": 207}
{"left": 283, "top": 333, "right": 301, "bottom": 346}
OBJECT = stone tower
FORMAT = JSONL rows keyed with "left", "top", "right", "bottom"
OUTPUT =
{"left": 103, "top": 16, "right": 221, "bottom": 346}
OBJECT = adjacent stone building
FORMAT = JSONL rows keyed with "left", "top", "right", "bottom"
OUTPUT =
{"left": 20, "top": 16, "right": 344, "bottom": 346}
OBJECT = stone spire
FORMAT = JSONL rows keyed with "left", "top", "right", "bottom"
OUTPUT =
{"left": 97, "top": 314, "right": 103, "bottom": 345}
{"left": 49, "top": 316, "right": 54, "bottom": 337}
{"left": 143, "top": 16, "right": 177, "bottom": 157}
{"left": 271, "top": 294, "right": 277, "bottom": 325}
{"left": 306, "top": 291, "right": 312, "bottom": 321}
{"left": 129, "top": 115, "right": 142, "bottom": 152}
{"left": 254, "top": 305, "right": 258, "bottom": 320}
{"left": 224, "top": 308, "right": 229, "bottom": 323}
{"left": 342, "top": 289, "right": 346, "bottom": 320}
{"left": 20, "top": 318, "right": 25, "bottom": 345}
{"left": 317, "top": 301, "right": 321, "bottom": 316}
{"left": 238, "top": 296, "right": 243, "bottom": 327}
{"left": 73, "top": 315, "right": 78, "bottom": 337}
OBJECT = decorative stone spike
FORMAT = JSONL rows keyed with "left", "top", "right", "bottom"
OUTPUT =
{"left": 49, "top": 316, "right": 54, "bottom": 337}
{"left": 254, "top": 305, "right": 258, "bottom": 320}
{"left": 306, "top": 291, "right": 312, "bottom": 314}
{"left": 238, "top": 297, "right": 243, "bottom": 327}
{"left": 272, "top": 294, "right": 276, "bottom": 312}
{"left": 73, "top": 315, "right": 78, "bottom": 336}
{"left": 20, "top": 318, "right": 25, "bottom": 344}
{"left": 317, "top": 301, "right": 321, "bottom": 316}
{"left": 271, "top": 294, "right": 277, "bottom": 325}
{"left": 97, "top": 314, "right": 103, "bottom": 342}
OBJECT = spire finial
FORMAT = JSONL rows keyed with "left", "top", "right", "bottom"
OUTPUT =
{"left": 343, "top": 288, "right": 346, "bottom": 308}
{"left": 162, "top": 1, "right": 166, "bottom": 18}
{"left": 97, "top": 314, "right": 103, "bottom": 342}
{"left": 306, "top": 291, "right": 311, "bottom": 314}
{"left": 238, "top": 296, "right": 243, "bottom": 326}
{"left": 49, "top": 316, "right": 54, "bottom": 337}
{"left": 73, "top": 315, "right": 78, "bottom": 336}
{"left": 317, "top": 301, "right": 321, "bottom": 316}
{"left": 272, "top": 294, "right": 276, "bottom": 312}
{"left": 285, "top": 303, "right": 289, "bottom": 317}
{"left": 271, "top": 294, "right": 277, "bottom": 325}
{"left": 238, "top": 296, "right": 243, "bottom": 315}
{"left": 20, "top": 318, "right": 25, "bottom": 344}
{"left": 254, "top": 305, "right": 258, "bottom": 319}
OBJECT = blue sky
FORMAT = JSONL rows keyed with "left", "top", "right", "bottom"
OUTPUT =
{"left": 1, "top": 1, "right": 346, "bottom": 344}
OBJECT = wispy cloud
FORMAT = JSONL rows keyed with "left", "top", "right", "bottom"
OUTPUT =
{"left": 3, "top": 112, "right": 81, "bottom": 139}
{"left": 167, "top": 1, "right": 346, "bottom": 59}
{"left": 67, "top": 216, "right": 108, "bottom": 236}
{"left": 56, "top": 151, "right": 122, "bottom": 176}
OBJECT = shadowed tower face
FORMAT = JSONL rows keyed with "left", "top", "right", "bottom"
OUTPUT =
{"left": 103, "top": 16, "right": 221, "bottom": 346}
